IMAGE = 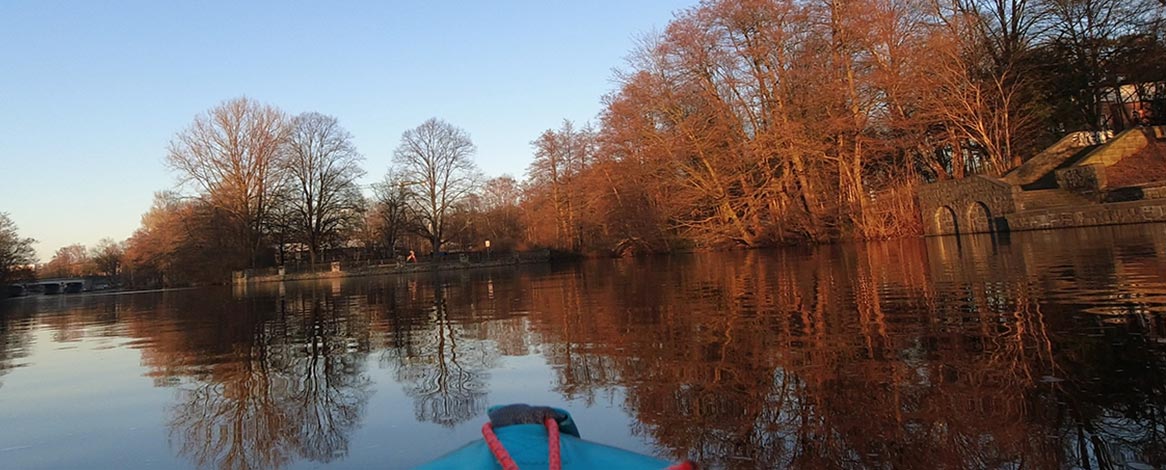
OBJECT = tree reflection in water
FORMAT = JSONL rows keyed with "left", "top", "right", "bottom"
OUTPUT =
{"left": 165, "top": 286, "right": 372, "bottom": 470}
{"left": 0, "top": 310, "right": 34, "bottom": 391}
{"left": 2, "top": 226, "right": 1163, "bottom": 469}
{"left": 376, "top": 278, "right": 497, "bottom": 427}
{"left": 529, "top": 230, "right": 1166, "bottom": 469}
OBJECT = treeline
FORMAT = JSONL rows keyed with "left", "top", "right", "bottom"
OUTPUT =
{"left": 0, "top": 213, "right": 37, "bottom": 286}
{"left": 3, "top": 100, "right": 529, "bottom": 288}
{"left": 527, "top": 0, "right": 1166, "bottom": 249}
{"left": 121, "top": 102, "right": 520, "bottom": 287}
{"left": 6, "top": 0, "right": 1165, "bottom": 288}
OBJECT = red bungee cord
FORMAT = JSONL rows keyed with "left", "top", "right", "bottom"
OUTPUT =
{"left": 480, "top": 421, "right": 520, "bottom": 470}
{"left": 544, "top": 417, "right": 562, "bottom": 469}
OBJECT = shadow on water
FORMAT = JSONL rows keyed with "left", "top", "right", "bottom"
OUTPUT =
{"left": 0, "top": 225, "right": 1164, "bottom": 469}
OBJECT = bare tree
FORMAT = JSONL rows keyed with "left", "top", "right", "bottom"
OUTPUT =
{"left": 481, "top": 175, "right": 522, "bottom": 212}
{"left": 265, "top": 186, "right": 299, "bottom": 266}
{"left": 947, "top": 0, "right": 1047, "bottom": 72}
{"left": 282, "top": 113, "right": 366, "bottom": 264}
{"left": 1040, "top": 0, "right": 1160, "bottom": 130}
{"left": 45, "top": 244, "right": 88, "bottom": 278}
{"left": 926, "top": 0, "right": 1050, "bottom": 172}
{"left": 370, "top": 169, "right": 416, "bottom": 258}
{"left": 392, "top": 118, "right": 480, "bottom": 253}
{"left": 167, "top": 97, "right": 290, "bottom": 267}
{"left": 528, "top": 121, "right": 594, "bottom": 250}
{"left": 89, "top": 238, "right": 124, "bottom": 279}
{"left": 0, "top": 213, "right": 36, "bottom": 286}
{"left": 478, "top": 176, "right": 524, "bottom": 250}
{"left": 122, "top": 191, "right": 240, "bottom": 287}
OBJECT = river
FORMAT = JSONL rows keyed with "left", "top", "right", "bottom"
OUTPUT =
{"left": 1, "top": 225, "right": 1164, "bottom": 469}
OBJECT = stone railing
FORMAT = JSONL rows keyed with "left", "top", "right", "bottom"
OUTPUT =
{"left": 1070, "top": 130, "right": 1113, "bottom": 147}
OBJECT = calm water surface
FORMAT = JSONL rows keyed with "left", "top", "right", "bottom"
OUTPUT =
{"left": 2, "top": 225, "right": 1166, "bottom": 469}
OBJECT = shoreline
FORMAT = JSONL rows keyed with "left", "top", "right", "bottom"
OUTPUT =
{"left": 235, "top": 250, "right": 554, "bottom": 285}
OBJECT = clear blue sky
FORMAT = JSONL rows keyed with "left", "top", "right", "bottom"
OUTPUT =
{"left": 0, "top": 0, "right": 691, "bottom": 260}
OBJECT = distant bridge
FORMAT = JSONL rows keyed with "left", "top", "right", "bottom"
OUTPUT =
{"left": 13, "top": 278, "right": 93, "bottom": 295}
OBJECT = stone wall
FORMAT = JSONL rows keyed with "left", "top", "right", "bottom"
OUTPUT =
{"left": 1005, "top": 199, "right": 1166, "bottom": 232}
{"left": 1145, "top": 184, "right": 1166, "bottom": 200}
{"left": 918, "top": 175, "right": 1018, "bottom": 235}
{"left": 1102, "top": 182, "right": 1166, "bottom": 203}
{"left": 1055, "top": 163, "right": 1107, "bottom": 198}
{"left": 920, "top": 127, "right": 1166, "bottom": 236}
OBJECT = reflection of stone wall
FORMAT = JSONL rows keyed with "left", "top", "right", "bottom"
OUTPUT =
{"left": 918, "top": 175, "right": 1018, "bottom": 235}
{"left": 1055, "top": 164, "right": 1107, "bottom": 197}
{"left": 1005, "top": 200, "right": 1166, "bottom": 231}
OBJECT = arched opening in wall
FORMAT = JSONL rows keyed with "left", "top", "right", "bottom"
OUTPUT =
{"left": 966, "top": 202, "right": 993, "bottom": 233}
{"left": 934, "top": 206, "right": 959, "bottom": 235}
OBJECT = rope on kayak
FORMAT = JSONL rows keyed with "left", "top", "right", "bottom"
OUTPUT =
{"left": 480, "top": 418, "right": 563, "bottom": 470}
{"left": 481, "top": 422, "right": 520, "bottom": 470}
{"left": 544, "top": 417, "right": 562, "bottom": 469}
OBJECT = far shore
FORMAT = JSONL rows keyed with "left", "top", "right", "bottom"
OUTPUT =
{"left": 236, "top": 250, "right": 556, "bottom": 285}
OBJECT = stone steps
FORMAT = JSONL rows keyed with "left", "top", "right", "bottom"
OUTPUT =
{"left": 1016, "top": 189, "right": 1096, "bottom": 211}
{"left": 1019, "top": 145, "right": 1099, "bottom": 190}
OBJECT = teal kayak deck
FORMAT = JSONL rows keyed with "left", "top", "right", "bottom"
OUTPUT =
{"left": 415, "top": 404, "right": 687, "bottom": 470}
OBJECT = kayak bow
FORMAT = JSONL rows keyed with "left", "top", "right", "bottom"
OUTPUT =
{"left": 415, "top": 404, "right": 696, "bottom": 470}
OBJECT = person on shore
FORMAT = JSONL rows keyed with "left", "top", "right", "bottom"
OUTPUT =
{"left": 407, "top": 250, "right": 417, "bottom": 263}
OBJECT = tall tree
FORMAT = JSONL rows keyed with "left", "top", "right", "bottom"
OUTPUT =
{"left": 1040, "top": 0, "right": 1160, "bottom": 130}
{"left": 528, "top": 121, "right": 594, "bottom": 250}
{"left": 914, "top": 0, "right": 1045, "bottom": 174}
{"left": 0, "top": 213, "right": 36, "bottom": 286}
{"left": 370, "top": 170, "right": 416, "bottom": 257}
{"left": 89, "top": 238, "right": 124, "bottom": 279}
{"left": 481, "top": 175, "right": 522, "bottom": 211}
{"left": 44, "top": 244, "right": 88, "bottom": 278}
{"left": 124, "top": 192, "right": 187, "bottom": 287}
{"left": 122, "top": 191, "right": 239, "bottom": 287}
{"left": 166, "top": 97, "right": 290, "bottom": 268}
{"left": 282, "top": 112, "right": 366, "bottom": 264}
{"left": 478, "top": 176, "right": 524, "bottom": 250}
{"left": 392, "top": 118, "right": 480, "bottom": 253}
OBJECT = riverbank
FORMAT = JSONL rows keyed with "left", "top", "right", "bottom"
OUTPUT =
{"left": 234, "top": 250, "right": 554, "bottom": 284}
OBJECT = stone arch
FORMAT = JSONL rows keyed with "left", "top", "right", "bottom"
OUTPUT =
{"left": 934, "top": 206, "right": 959, "bottom": 235}
{"left": 918, "top": 175, "right": 1018, "bottom": 236}
{"left": 965, "top": 201, "right": 993, "bottom": 233}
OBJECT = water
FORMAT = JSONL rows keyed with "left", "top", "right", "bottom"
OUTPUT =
{"left": 2, "top": 225, "right": 1165, "bottom": 470}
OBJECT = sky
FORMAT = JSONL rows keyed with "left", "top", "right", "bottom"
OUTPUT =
{"left": 0, "top": 0, "right": 693, "bottom": 260}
